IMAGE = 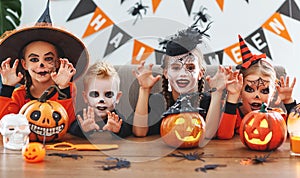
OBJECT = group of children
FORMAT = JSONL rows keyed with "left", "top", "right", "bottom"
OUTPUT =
{"left": 0, "top": 2, "right": 297, "bottom": 143}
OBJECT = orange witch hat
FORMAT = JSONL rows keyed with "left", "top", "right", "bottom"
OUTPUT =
{"left": 236, "top": 35, "right": 266, "bottom": 69}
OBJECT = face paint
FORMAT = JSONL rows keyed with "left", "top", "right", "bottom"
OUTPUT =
{"left": 167, "top": 53, "right": 200, "bottom": 94}
{"left": 241, "top": 75, "right": 274, "bottom": 114}
{"left": 84, "top": 77, "right": 119, "bottom": 119}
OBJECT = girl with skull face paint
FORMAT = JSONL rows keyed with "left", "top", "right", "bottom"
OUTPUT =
{"left": 69, "top": 61, "right": 132, "bottom": 138}
{"left": 217, "top": 35, "right": 297, "bottom": 139}
{"left": 132, "top": 26, "right": 229, "bottom": 139}
{"left": 0, "top": 1, "right": 88, "bottom": 131}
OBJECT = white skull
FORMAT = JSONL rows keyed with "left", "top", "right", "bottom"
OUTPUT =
{"left": 0, "top": 114, "right": 30, "bottom": 150}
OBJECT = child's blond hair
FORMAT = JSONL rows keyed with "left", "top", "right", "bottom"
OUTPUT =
{"left": 83, "top": 61, "right": 120, "bottom": 92}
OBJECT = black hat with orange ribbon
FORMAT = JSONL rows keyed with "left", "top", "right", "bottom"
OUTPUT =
{"left": 236, "top": 35, "right": 266, "bottom": 70}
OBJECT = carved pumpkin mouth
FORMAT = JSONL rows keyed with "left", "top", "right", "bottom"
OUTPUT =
{"left": 24, "top": 155, "right": 38, "bottom": 160}
{"left": 29, "top": 123, "right": 65, "bottom": 137}
{"left": 244, "top": 131, "right": 272, "bottom": 145}
{"left": 174, "top": 130, "right": 202, "bottom": 142}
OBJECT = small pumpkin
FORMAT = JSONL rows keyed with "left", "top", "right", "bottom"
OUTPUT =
{"left": 22, "top": 142, "right": 46, "bottom": 163}
{"left": 239, "top": 103, "right": 287, "bottom": 151}
{"left": 160, "top": 94, "right": 206, "bottom": 148}
{"left": 287, "top": 104, "right": 300, "bottom": 133}
{"left": 19, "top": 86, "right": 69, "bottom": 142}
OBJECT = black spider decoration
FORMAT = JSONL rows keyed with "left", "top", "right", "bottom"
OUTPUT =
{"left": 195, "top": 164, "right": 227, "bottom": 173}
{"left": 128, "top": 0, "right": 149, "bottom": 25}
{"left": 192, "top": 6, "right": 212, "bottom": 27}
{"left": 168, "top": 151, "right": 205, "bottom": 162}
{"left": 240, "top": 151, "right": 274, "bottom": 165}
{"left": 47, "top": 153, "right": 83, "bottom": 160}
{"left": 96, "top": 157, "right": 131, "bottom": 170}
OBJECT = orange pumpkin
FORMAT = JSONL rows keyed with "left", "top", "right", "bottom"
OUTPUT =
{"left": 239, "top": 104, "right": 287, "bottom": 151}
{"left": 160, "top": 112, "right": 205, "bottom": 148}
{"left": 22, "top": 142, "right": 46, "bottom": 163}
{"left": 19, "top": 86, "right": 69, "bottom": 142}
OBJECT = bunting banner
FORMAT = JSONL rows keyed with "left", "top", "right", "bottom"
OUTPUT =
{"left": 67, "top": 0, "right": 300, "bottom": 65}
{"left": 67, "top": 0, "right": 97, "bottom": 21}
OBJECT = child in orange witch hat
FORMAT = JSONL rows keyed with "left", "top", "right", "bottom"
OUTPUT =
{"left": 0, "top": 1, "right": 89, "bottom": 132}
{"left": 217, "top": 35, "right": 296, "bottom": 139}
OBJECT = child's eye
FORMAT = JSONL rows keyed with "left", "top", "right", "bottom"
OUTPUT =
{"left": 170, "top": 64, "right": 182, "bottom": 71}
{"left": 261, "top": 88, "right": 270, "bottom": 94}
{"left": 29, "top": 58, "right": 39, "bottom": 62}
{"left": 105, "top": 91, "right": 114, "bottom": 98}
{"left": 89, "top": 91, "right": 99, "bottom": 98}
{"left": 245, "top": 85, "right": 254, "bottom": 93}
{"left": 45, "top": 57, "right": 54, "bottom": 62}
{"left": 185, "top": 63, "right": 195, "bottom": 72}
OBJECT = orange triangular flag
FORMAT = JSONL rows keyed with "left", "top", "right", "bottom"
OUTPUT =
{"left": 152, "top": 0, "right": 162, "bottom": 13}
{"left": 224, "top": 42, "right": 241, "bottom": 64}
{"left": 132, "top": 40, "right": 154, "bottom": 64}
{"left": 262, "top": 12, "right": 292, "bottom": 42}
{"left": 216, "top": 0, "right": 224, "bottom": 11}
{"left": 82, "top": 7, "right": 114, "bottom": 38}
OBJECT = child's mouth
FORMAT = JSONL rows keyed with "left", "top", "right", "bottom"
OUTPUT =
{"left": 96, "top": 106, "right": 107, "bottom": 111}
{"left": 250, "top": 102, "right": 262, "bottom": 110}
{"left": 176, "top": 79, "right": 190, "bottom": 88}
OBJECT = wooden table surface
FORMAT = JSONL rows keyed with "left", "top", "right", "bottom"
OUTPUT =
{"left": 0, "top": 132, "right": 299, "bottom": 178}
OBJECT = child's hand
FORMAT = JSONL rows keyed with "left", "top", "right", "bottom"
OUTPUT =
{"left": 77, "top": 106, "right": 100, "bottom": 133}
{"left": 206, "top": 65, "right": 229, "bottom": 93}
{"left": 0, "top": 58, "right": 23, "bottom": 86}
{"left": 275, "top": 76, "right": 296, "bottom": 105}
{"left": 132, "top": 61, "right": 161, "bottom": 90}
{"left": 51, "top": 58, "right": 76, "bottom": 89}
{"left": 103, "top": 111, "right": 123, "bottom": 133}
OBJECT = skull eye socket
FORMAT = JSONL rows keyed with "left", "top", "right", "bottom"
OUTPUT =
{"left": 175, "top": 117, "right": 185, "bottom": 125}
{"left": 52, "top": 111, "right": 62, "bottom": 122}
{"left": 30, "top": 111, "right": 41, "bottom": 121}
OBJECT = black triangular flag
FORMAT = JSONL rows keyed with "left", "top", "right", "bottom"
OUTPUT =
{"left": 204, "top": 50, "right": 224, "bottom": 65}
{"left": 37, "top": 0, "right": 51, "bottom": 24}
{"left": 277, "top": 0, "right": 300, "bottom": 21}
{"left": 183, "top": 0, "right": 195, "bottom": 16}
{"left": 245, "top": 0, "right": 249, "bottom": 3}
{"left": 103, "top": 25, "right": 132, "bottom": 57}
{"left": 67, "top": 0, "right": 97, "bottom": 21}
{"left": 245, "top": 28, "right": 272, "bottom": 60}
{"left": 121, "top": 0, "right": 126, "bottom": 4}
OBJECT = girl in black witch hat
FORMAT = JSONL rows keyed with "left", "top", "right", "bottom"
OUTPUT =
{"left": 217, "top": 35, "right": 296, "bottom": 139}
{"left": 131, "top": 26, "right": 230, "bottom": 139}
{"left": 0, "top": 1, "right": 89, "bottom": 131}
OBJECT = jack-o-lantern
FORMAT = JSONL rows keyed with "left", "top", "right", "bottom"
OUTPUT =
{"left": 239, "top": 103, "right": 287, "bottom": 151}
{"left": 22, "top": 142, "right": 46, "bottom": 163}
{"left": 19, "top": 86, "right": 69, "bottom": 142}
{"left": 160, "top": 93, "right": 206, "bottom": 148}
{"left": 287, "top": 104, "right": 300, "bottom": 133}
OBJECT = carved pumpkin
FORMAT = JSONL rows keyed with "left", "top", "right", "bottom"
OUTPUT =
{"left": 239, "top": 104, "right": 287, "bottom": 151}
{"left": 160, "top": 93, "right": 206, "bottom": 148}
{"left": 287, "top": 104, "right": 300, "bottom": 133}
{"left": 160, "top": 112, "right": 205, "bottom": 148}
{"left": 22, "top": 142, "right": 46, "bottom": 163}
{"left": 19, "top": 86, "right": 69, "bottom": 142}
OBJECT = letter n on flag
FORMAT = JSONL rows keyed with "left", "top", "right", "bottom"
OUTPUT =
{"left": 131, "top": 40, "right": 154, "bottom": 64}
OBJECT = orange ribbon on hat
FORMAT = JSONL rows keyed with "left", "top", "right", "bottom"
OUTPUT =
{"left": 241, "top": 53, "right": 266, "bottom": 69}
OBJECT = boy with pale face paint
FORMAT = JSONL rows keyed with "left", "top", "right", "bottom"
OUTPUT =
{"left": 217, "top": 35, "right": 297, "bottom": 139}
{"left": 132, "top": 26, "right": 229, "bottom": 140}
{"left": 69, "top": 61, "right": 132, "bottom": 138}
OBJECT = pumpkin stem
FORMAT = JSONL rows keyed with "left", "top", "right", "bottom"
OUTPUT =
{"left": 38, "top": 85, "right": 67, "bottom": 102}
{"left": 259, "top": 103, "right": 267, "bottom": 113}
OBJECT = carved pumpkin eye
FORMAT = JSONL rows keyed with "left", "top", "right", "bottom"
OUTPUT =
{"left": 30, "top": 111, "right": 41, "bottom": 121}
{"left": 192, "top": 118, "right": 200, "bottom": 126}
{"left": 175, "top": 117, "right": 185, "bottom": 125}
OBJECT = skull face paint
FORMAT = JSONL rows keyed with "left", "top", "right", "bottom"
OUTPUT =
{"left": 241, "top": 74, "right": 274, "bottom": 113}
{"left": 0, "top": 114, "right": 30, "bottom": 150}
{"left": 166, "top": 53, "right": 201, "bottom": 94}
